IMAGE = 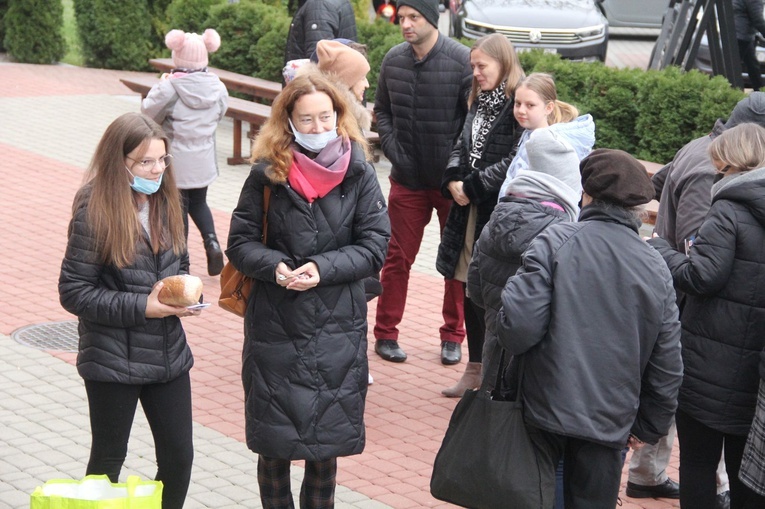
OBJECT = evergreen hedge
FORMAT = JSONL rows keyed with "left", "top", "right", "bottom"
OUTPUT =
{"left": 0, "top": 0, "right": 8, "bottom": 51}
{"left": 4, "top": 0, "right": 65, "bottom": 64}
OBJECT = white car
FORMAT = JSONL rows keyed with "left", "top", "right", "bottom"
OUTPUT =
{"left": 596, "top": 0, "right": 670, "bottom": 29}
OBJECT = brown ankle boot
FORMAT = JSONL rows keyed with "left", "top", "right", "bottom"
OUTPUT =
{"left": 441, "top": 362, "right": 482, "bottom": 398}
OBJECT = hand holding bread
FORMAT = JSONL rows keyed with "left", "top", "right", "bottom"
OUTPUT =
{"left": 157, "top": 275, "right": 204, "bottom": 307}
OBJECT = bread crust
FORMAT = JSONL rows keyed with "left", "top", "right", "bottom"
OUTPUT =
{"left": 158, "top": 275, "right": 203, "bottom": 307}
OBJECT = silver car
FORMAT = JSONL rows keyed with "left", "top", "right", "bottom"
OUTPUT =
{"left": 596, "top": 0, "right": 669, "bottom": 29}
{"left": 449, "top": 0, "right": 609, "bottom": 62}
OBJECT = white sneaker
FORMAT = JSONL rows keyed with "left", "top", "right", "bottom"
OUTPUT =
{"left": 368, "top": 373, "right": 374, "bottom": 385}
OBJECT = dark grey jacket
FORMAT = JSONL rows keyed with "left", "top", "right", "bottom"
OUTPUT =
{"left": 226, "top": 142, "right": 390, "bottom": 461}
{"left": 374, "top": 34, "right": 471, "bottom": 190}
{"left": 652, "top": 119, "right": 725, "bottom": 252}
{"left": 466, "top": 196, "right": 566, "bottom": 383}
{"left": 733, "top": 0, "right": 765, "bottom": 40}
{"left": 59, "top": 191, "right": 194, "bottom": 385}
{"left": 649, "top": 168, "right": 765, "bottom": 435}
{"left": 498, "top": 205, "right": 682, "bottom": 448}
{"left": 436, "top": 100, "right": 522, "bottom": 279}
{"left": 284, "top": 0, "right": 357, "bottom": 64}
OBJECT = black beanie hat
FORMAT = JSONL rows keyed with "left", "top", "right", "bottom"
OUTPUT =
{"left": 397, "top": 0, "right": 440, "bottom": 28}
{"left": 580, "top": 149, "right": 654, "bottom": 207}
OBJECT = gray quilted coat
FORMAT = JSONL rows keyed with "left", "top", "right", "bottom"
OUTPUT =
{"left": 226, "top": 142, "right": 390, "bottom": 460}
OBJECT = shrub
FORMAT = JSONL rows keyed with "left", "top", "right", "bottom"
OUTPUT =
{"left": 0, "top": 0, "right": 8, "bottom": 51}
{"left": 205, "top": 0, "right": 288, "bottom": 79}
{"left": 357, "top": 18, "right": 402, "bottom": 99}
{"left": 74, "top": 0, "right": 153, "bottom": 70}
{"left": 4, "top": 0, "right": 65, "bottom": 64}
{"left": 167, "top": 0, "right": 226, "bottom": 33}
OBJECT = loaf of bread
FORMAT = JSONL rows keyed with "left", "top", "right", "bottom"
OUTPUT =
{"left": 157, "top": 275, "right": 203, "bottom": 307}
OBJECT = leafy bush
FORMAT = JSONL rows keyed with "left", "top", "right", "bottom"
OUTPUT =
{"left": 4, "top": 0, "right": 65, "bottom": 64}
{"left": 357, "top": 18, "right": 402, "bottom": 100}
{"left": 74, "top": 0, "right": 153, "bottom": 70}
{"left": 205, "top": 0, "right": 288, "bottom": 79}
{"left": 167, "top": 0, "right": 226, "bottom": 33}
{"left": 0, "top": 0, "right": 8, "bottom": 51}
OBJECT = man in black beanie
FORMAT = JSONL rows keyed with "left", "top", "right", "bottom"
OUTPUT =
{"left": 372, "top": 0, "right": 471, "bottom": 365}
{"left": 496, "top": 149, "right": 683, "bottom": 508}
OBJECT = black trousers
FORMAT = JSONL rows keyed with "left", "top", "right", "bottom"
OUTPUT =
{"left": 181, "top": 187, "right": 216, "bottom": 240}
{"left": 738, "top": 38, "right": 763, "bottom": 91}
{"left": 84, "top": 373, "right": 193, "bottom": 509}
{"left": 257, "top": 455, "right": 337, "bottom": 509}
{"left": 677, "top": 409, "right": 765, "bottom": 509}
{"left": 530, "top": 428, "right": 623, "bottom": 509}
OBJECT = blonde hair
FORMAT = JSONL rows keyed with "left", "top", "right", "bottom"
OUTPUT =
{"left": 516, "top": 73, "right": 578, "bottom": 124}
{"left": 708, "top": 123, "right": 765, "bottom": 174}
{"left": 467, "top": 33, "right": 525, "bottom": 108}
{"left": 250, "top": 72, "right": 370, "bottom": 182}
{"left": 74, "top": 113, "right": 185, "bottom": 268}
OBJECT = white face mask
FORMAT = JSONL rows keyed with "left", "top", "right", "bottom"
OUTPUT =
{"left": 289, "top": 114, "right": 339, "bottom": 152}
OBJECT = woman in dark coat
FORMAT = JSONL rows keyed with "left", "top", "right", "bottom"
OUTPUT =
{"left": 648, "top": 123, "right": 765, "bottom": 509}
{"left": 226, "top": 72, "right": 390, "bottom": 509}
{"left": 436, "top": 33, "right": 524, "bottom": 396}
{"left": 58, "top": 113, "right": 197, "bottom": 509}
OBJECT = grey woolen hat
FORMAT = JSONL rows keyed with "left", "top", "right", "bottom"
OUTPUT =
{"left": 725, "top": 92, "right": 765, "bottom": 128}
{"left": 526, "top": 128, "right": 582, "bottom": 193}
{"left": 397, "top": 0, "right": 440, "bottom": 28}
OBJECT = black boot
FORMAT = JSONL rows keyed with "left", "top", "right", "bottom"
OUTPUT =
{"left": 203, "top": 233, "right": 224, "bottom": 276}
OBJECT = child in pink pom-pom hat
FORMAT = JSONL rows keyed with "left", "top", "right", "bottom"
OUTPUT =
{"left": 141, "top": 29, "right": 230, "bottom": 276}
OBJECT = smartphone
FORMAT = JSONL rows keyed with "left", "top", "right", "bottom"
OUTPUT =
{"left": 186, "top": 302, "right": 211, "bottom": 310}
{"left": 278, "top": 274, "right": 298, "bottom": 281}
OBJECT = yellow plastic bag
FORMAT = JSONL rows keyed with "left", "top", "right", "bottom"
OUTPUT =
{"left": 30, "top": 475, "right": 162, "bottom": 509}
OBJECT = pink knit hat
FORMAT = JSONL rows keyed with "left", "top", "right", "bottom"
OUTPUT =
{"left": 165, "top": 29, "right": 221, "bottom": 70}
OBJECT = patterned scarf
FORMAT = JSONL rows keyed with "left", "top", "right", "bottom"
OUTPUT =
{"left": 470, "top": 82, "right": 507, "bottom": 167}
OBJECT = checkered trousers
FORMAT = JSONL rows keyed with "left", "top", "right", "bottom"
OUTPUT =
{"left": 741, "top": 379, "right": 765, "bottom": 497}
{"left": 257, "top": 455, "right": 337, "bottom": 508}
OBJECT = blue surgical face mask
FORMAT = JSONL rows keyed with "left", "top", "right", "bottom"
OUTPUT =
{"left": 126, "top": 167, "right": 164, "bottom": 195}
{"left": 289, "top": 114, "right": 339, "bottom": 152}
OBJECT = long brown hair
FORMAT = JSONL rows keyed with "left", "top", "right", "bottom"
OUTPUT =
{"left": 517, "top": 73, "right": 579, "bottom": 125}
{"left": 250, "top": 72, "right": 370, "bottom": 183}
{"left": 467, "top": 33, "right": 525, "bottom": 108}
{"left": 74, "top": 112, "right": 185, "bottom": 268}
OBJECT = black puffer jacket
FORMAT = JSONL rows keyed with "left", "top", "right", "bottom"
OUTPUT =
{"left": 649, "top": 168, "right": 765, "bottom": 435}
{"left": 284, "top": 0, "right": 357, "bottom": 64}
{"left": 498, "top": 205, "right": 682, "bottom": 447}
{"left": 436, "top": 100, "right": 521, "bottom": 279}
{"left": 733, "top": 0, "right": 765, "bottom": 40}
{"left": 466, "top": 196, "right": 566, "bottom": 382}
{"left": 226, "top": 142, "right": 390, "bottom": 461}
{"left": 374, "top": 34, "right": 471, "bottom": 190}
{"left": 58, "top": 192, "right": 194, "bottom": 385}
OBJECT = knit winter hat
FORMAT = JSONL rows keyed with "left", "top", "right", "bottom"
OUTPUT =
{"left": 526, "top": 128, "right": 582, "bottom": 192}
{"left": 580, "top": 149, "right": 654, "bottom": 207}
{"left": 165, "top": 29, "right": 221, "bottom": 70}
{"left": 316, "top": 40, "right": 370, "bottom": 90}
{"left": 725, "top": 91, "right": 765, "bottom": 128}
{"left": 397, "top": 0, "right": 440, "bottom": 28}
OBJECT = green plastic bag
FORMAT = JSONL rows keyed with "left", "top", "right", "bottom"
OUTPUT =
{"left": 30, "top": 475, "right": 162, "bottom": 509}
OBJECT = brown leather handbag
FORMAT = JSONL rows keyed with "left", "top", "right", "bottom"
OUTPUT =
{"left": 218, "top": 187, "right": 271, "bottom": 317}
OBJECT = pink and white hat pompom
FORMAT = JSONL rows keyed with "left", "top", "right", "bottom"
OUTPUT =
{"left": 165, "top": 29, "right": 221, "bottom": 70}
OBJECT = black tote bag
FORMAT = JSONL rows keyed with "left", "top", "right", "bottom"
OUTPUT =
{"left": 430, "top": 351, "right": 553, "bottom": 509}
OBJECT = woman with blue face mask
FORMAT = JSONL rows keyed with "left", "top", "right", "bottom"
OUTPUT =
{"left": 58, "top": 112, "right": 200, "bottom": 509}
{"left": 227, "top": 71, "right": 390, "bottom": 508}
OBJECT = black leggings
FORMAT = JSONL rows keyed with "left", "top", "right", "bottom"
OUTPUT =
{"left": 463, "top": 285, "right": 486, "bottom": 363}
{"left": 181, "top": 187, "right": 216, "bottom": 239}
{"left": 84, "top": 373, "right": 194, "bottom": 509}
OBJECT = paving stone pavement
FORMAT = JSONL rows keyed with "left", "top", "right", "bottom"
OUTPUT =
{"left": 0, "top": 42, "right": 677, "bottom": 509}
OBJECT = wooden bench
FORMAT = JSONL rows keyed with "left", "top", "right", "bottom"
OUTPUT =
{"left": 149, "top": 58, "right": 377, "bottom": 119}
{"left": 120, "top": 75, "right": 379, "bottom": 165}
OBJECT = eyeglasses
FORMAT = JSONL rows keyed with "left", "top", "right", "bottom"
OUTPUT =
{"left": 127, "top": 154, "right": 173, "bottom": 172}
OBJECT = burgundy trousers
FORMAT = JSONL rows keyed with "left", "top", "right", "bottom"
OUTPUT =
{"left": 374, "top": 179, "right": 465, "bottom": 344}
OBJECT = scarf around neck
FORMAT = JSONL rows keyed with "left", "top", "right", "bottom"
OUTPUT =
{"left": 289, "top": 137, "right": 351, "bottom": 202}
{"left": 470, "top": 82, "right": 507, "bottom": 166}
